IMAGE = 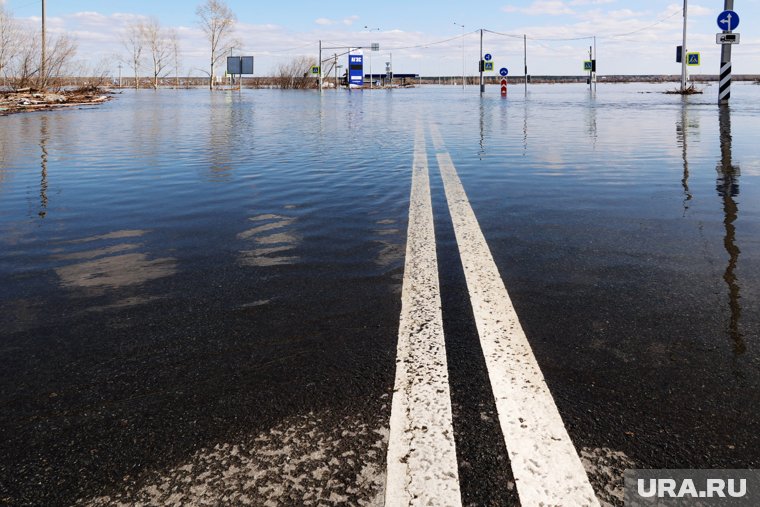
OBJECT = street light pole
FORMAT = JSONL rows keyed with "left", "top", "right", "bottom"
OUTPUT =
{"left": 365, "top": 26, "right": 380, "bottom": 90}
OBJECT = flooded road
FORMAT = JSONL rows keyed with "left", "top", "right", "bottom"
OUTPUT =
{"left": 1, "top": 84, "right": 759, "bottom": 505}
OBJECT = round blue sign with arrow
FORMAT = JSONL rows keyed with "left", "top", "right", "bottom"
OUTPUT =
{"left": 484, "top": 53, "right": 492, "bottom": 61}
{"left": 499, "top": 67, "right": 509, "bottom": 76}
{"left": 717, "top": 10, "right": 740, "bottom": 31}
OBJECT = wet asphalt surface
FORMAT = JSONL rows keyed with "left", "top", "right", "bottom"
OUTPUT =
{"left": 2, "top": 85, "right": 760, "bottom": 506}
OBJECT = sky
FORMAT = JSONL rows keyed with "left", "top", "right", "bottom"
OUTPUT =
{"left": 2, "top": 0, "right": 759, "bottom": 77}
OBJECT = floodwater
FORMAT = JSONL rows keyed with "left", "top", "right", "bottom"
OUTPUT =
{"left": 1, "top": 83, "right": 759, "bottom": 505}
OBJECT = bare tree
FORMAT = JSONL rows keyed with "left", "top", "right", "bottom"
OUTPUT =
{"left": 10, "top": 29, "right": 76, "bottom": 90}
{"left": 275, "top": 56, "right": 318, "bottom": 89}
{"left": 0, "top": 5, "right": 19, "bottom": 84}
{"left": 141, "top": 18, "right": 171, "bottom": 89}
{"left": 169, "top": 29, "right": 181, "bottom": 89}
{"left": 69, "top": 57, "right": 112, "bottom": 88}
{"left": 13, "top": 31, "right": 39, "bottom": 88}
{"left": 41, "top": 34, "right": 77, "bottom": 88}
{"left": 122, "top": 21, "right": 144, "bottom": 89}
{"left": 196, "top": 0, "right": 236, "bottom": 90}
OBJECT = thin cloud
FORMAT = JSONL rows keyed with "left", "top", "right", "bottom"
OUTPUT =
{"left": 342, "top": 15, "right": 360, "bottom": 26}
{"left": 503, "top": 1, "right": 576, "bottom": 16}
{"left": 315, "top": 15, "right": 360, "bottom": 26}
{"left": 569, "top": 0, "right": 615, "bottom": 5}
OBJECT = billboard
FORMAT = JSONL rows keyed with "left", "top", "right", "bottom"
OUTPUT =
{"left": 348, "top": 52, "right": 364, "bottom": 87}
{"left": 227, "top": 56, "right": 254, "bottom": 75}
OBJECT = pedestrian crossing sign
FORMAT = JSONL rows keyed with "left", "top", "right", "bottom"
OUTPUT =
{"left": 583, "top": 60, "right": 593, "bottom": 71}
{"left": 687, "top": 52, "right": 700, "bottom": 66}
{"left": 484, "top": 62, "right": 494, "bottom": 72}
{"left": 311, "top": 66, "right": 320, "bottom": 75}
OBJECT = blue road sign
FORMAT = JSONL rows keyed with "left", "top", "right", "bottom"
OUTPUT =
{"left": 348, "top": 54, "right": 364, "bottom": 86}
{"left": 687, "top": 52, "right": 700, "bottom": 66}
{"left": 717, "top": 10, "right": 740, "bottom": 31}
{"left": 484, "top": 62, "right": 494, "bottom": 71}
{"left": 500, "top": 67, "right": 509, "bottom": 76}
{"left": 484, "top": 53, "right": 492, "bottom": 61}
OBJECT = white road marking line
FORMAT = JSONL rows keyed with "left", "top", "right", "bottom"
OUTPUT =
{"left": 433, "top": 125, "right": 600, "bottom": 506}
{"left": 385, "top": 125, "right": 462, "bottom": 507}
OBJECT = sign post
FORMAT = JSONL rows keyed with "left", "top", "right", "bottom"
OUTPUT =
{"left": 479, "top": 30, "right": 485, "bottom": 94}
{"left": 226, "top": 56, "right": 254, "bottom": 90}
{"left": 681, "top": 0, "right": 688, "bottom": 92}
{"left": 500, "top": 67, "right": 508, "bottom": 97}
{"left": 718, "top": 4, "right": 739, "bottom": 103}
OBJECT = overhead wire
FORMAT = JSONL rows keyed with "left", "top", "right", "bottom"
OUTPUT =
{"left": 484, "top": 7, "right": 684, "bottom": 42}
{"left": 602, "top": 8, "right": 683, "bottom": 39}
{"left": 385, "top": 30, "right": 480, "bottom": 51}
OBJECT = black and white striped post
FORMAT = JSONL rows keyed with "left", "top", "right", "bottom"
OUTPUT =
{"left": 719, "top": 0, "right": 734, "bottom": 104}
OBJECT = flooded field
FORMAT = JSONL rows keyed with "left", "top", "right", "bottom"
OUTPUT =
{"left": 1, "top": 83, "right": 759, "bottom": 505}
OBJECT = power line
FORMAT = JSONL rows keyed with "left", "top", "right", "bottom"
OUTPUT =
{"left": 486, "top": 29, "right": 593, "bottom": 42}
{"left": 266, "top": 41, "right": 316, "bottom": 54}
{"left": 484, "top": 7, "right": 684, "bottom": 42}
{"left": 603, "top": 8, "right": 683, "bottom": 38}
{"left": 385, "top": 30, "right": 480, "bottom": 51}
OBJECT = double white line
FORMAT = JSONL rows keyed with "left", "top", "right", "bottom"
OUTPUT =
{"left": 385, "top": 124, "right": 599, "bottom": 506}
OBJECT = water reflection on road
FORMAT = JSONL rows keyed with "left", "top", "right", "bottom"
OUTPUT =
{"left": 54, "top": 232, "right": 176, "bottom": 292}
{"left": 717, "top": 105, "right": 744, "bottom": 354}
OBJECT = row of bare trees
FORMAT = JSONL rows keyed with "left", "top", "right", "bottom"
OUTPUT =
{"left": 1, "top": 0, "right": 308, "bottom": 92}
{"left": 121, "top": 0, "right": 236, "bottom": 90}
{"left": 0, "top": 5, "right": 78, "bottom": 90}
{"left": 122, "top": 19, "right": 181, "bottom": 89}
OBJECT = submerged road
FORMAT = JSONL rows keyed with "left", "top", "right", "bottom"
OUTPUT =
{"left": 2, "top": 87, "right": 760, "bottom": 506}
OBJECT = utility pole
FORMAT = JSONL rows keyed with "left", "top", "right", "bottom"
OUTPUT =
{"left": 681, "top": 0, "right": 688, "bottom": 91}
{"left": 479, "top": 29, "right": 484, "bottom": 94}
{"left": 41, "top": 0, "right": 46, "bottom": 89}
{"left": 589, "top": 45, "right": 593, "bottom": 91}
{"left": 118, "top": 63, "right": 122, "bottom": 88}
{"left": 318, "top": 40, "right": 322, "bottom": 93}
{"left": 719, "top": 0, "right": 734, "bottom": 103}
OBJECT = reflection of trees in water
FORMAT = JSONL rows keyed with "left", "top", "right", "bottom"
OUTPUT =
{"left": 207, "top": 93, "right": 249, "bottom": 181}
{"left": 716, "top": 105, "right": 744, "bottom": 355}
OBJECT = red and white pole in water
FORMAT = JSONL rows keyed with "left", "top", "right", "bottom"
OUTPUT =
{"left": 500, "top": 78, "right": 507, "bottom": 97}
